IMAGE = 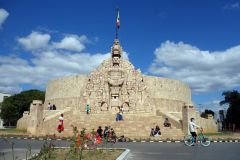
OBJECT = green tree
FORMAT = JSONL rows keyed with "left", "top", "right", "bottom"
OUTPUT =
{"left": 0, "top": 89, "right": 45, "bottom": 125}
{"left": 220, "top": 90, "right": 240, "bottom": 129}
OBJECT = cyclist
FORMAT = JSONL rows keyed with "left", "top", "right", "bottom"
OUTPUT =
{"left": 189, "top": 118, "right": 202, "bottom": 146}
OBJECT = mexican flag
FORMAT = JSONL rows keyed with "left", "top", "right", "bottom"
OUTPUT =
{"left": 117, "top": 11, "right": 120, "bottom": 28}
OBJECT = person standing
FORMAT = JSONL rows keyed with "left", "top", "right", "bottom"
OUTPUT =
{"left": 115, "top": 107, "right": 120, "bottom": 121}
{"left": 57, "top": 114, "right": 64, "bottom": 133}
{"left": 97, "top": 126, "right": 103, "bottom": 138}
{"left": 189, "top": 118, "right": 202, "bottom": 146}
{"left": 119, "top": 109, "right": 123, "bottom": 121}
{"left": 86, "top": 105, "right": 90, "bottom": 114}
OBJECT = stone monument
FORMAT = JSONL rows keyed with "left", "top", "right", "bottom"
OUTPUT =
{"left": 17, "top": 39, "right": 218, "bottom": 139}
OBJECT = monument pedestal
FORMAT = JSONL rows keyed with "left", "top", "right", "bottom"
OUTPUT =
{"left": 182, "top": 103, "right": 195, "bottom": 135}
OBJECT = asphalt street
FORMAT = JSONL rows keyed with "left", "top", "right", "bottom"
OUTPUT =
{"left": 0, "top": 138, "right": 240, "bottom": 160}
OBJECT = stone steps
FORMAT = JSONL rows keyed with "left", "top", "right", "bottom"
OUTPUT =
{"left": 41, "top": 113, "right": 184, "bottom": 139}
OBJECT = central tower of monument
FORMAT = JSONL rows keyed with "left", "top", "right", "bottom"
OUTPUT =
{"left": 79, "top": 39, "right": 152, "bottom": 114}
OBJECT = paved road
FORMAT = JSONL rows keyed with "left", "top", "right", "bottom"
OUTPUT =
{"left": 0, "top": 138, "right": 240, "bottom": 160}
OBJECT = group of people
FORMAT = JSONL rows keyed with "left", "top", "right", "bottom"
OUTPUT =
{"left": 86, "top": 105, "right": 124, "bottom": 122}
{"left": 48, "top": 103, "right": 56, "bottom": 110}
{"left": 97, "top": 126, "right": 116, "bottom": 139}
{"left": 150, "top": 125, "right": 161, "bottom": 137}
{"left": 150, "top": 118, "right": 171, "bottom": 137}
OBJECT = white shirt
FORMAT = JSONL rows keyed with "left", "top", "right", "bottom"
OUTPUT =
{"left": 189, "top": 121, "right": 200, "bottom": 132}
{"left": 48, "top": 105, "right": 51, "bottom": 110}
{"left": 59, "top": 116, "right": 64, "bottom": 121}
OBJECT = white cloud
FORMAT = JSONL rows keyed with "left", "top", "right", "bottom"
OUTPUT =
{"left": 202, "top": 100, "right": 228, "bottom": 114}
{"left": 0, "top": 8, "right": 9, "bottom": 29}
{"left": 18, "top": 31, "right": 51, "bottom": 51}
{"left": 0, "top": 31, "right": 129, "bottom": 94}
{"left": 223, "top": 2, "right": 239, "bottom": 9}
{"left": 53, "top": 36, "right": 86, "bottom": 51}
{"left": 148, "top": 41, "right": 240, "bottom": 95}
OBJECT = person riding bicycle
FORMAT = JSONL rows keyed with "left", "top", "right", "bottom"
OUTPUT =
{"left": 189, "top": 118, "right": 202, "bottom": 146}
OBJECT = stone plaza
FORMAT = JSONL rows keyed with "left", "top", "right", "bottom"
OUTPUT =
{"left": 17, "top": 39, "right": 217, "bottom": 139}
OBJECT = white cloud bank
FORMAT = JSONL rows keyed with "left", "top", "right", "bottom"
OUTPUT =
{"left": 0, "top": 31, "right": 129, "bottom": 94}
{"left": 148, "top": 41, "right": 240, "bottom": 95}
{"left": 0, "top": 8, "right": 9, "bottom": 29}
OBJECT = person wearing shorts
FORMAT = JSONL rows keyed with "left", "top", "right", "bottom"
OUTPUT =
{"left": 189, "top": 118, "right": 202, "bottom": 146}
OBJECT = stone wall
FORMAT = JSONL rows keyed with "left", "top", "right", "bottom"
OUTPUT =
{"left": 145, "top": 76, "right": 191, "bottom": 103}
{"left": 45, "top": 75, "right": 88, "bottom": 110}
{"left": 195, "top": 111, "right": 218, "bottom": 133}
{"left": 44, "top": 74, "right": 191, "bottom": 113}
{"left": 16, "top": 116, "right": 29, "bottom": 130}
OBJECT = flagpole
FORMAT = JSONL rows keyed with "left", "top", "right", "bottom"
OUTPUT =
{"left": 116, "top": 7, "right": 118, "bottom": 39}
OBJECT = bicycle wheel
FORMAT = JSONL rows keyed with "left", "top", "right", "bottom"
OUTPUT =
{"left": 200, "top": 135, "right": 211, "bottom": 146}
{"left": 184, "top": 135, "right": 194, "bottom": 146}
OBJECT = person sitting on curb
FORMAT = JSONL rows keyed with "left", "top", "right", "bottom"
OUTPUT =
{"left": 164, "top": 118, "right": 172, "bottom": 128}
{"left": 150, "top": 127, "right": 155, "bottom": 137}
{"left": 154, "top": 125, "right": 161, "bottom": 135}
{"left": 189, "top": 118, "right": 202, "bottom": 147}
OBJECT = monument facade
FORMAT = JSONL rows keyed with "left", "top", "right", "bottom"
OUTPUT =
{"left": 17, "top": 39, "right": 218, "bottom": 139}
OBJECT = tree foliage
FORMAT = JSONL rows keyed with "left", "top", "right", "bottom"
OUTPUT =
{"left": 0, "top": 89, "right": 45, "bottom": 125}
{"left": 204, "top": 109, "right": 215, "bottom": 117}
{"left": 220, "top": 90, "right": 240, "bottom": 128}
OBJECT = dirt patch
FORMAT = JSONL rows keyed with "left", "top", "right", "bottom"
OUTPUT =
{"left": 31, "top": 148, "right": 125, "bottom": 160}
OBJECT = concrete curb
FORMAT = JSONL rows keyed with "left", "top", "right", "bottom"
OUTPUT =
{"left": 116, "top": 148, "right": 130, "bottom": 160}
{"left": 21, "top": 147, "right": 130, "bottom": 160}
{"left": 0, "top": 137, "right": 239, "bottom": 143}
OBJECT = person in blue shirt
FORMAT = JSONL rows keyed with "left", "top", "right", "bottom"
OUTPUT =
{"left": 150, "top": 127, "right": 155, "bottom": 137}
{"left": 87, "top": 105, "right": 90, "bottom": 114}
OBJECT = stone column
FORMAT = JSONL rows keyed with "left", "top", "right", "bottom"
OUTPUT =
{"left": 182, "top": 103, "right": 195, "bottom": 135}
{"left": 27, "top": 100, "right": 44, "bottom": 135}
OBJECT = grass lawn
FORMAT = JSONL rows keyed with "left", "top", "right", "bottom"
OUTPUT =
{"left": 203, "top": 133, "right": 231, "bottom": 135}
{"left": 0, "top": 129, "right": 27, "bottom": 132}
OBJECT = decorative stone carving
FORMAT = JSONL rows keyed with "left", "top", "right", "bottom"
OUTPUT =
{"left": 78, "top": 39, "right": 152, "bottom": 114}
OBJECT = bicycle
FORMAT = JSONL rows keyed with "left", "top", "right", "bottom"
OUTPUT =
{"left": 184, "top": 128, "right": 211, "bottom": 146}
{"left": 110, "top": 128, "right": 132, "bottom": 142}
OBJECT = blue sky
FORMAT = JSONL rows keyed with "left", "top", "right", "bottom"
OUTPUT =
{"left": 0, "top": 0, "right": 240, "bottom": 115}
